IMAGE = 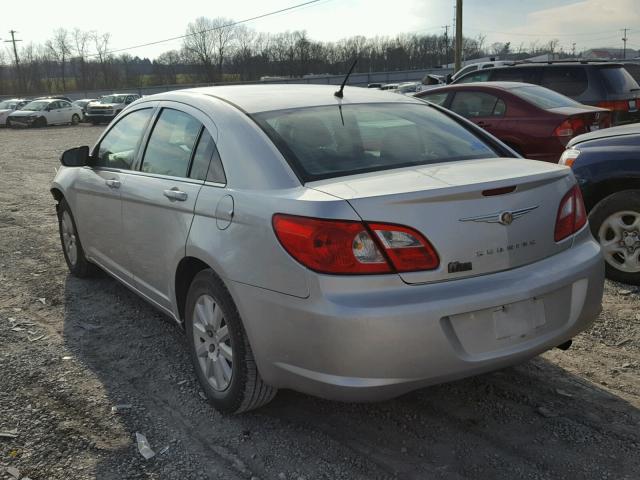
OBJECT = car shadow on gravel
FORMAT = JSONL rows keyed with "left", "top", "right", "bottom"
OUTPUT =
{"left": 61, "top": 273, "right": 640, "bottom": 480}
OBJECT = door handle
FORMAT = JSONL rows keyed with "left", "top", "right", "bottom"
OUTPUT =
{"left": 105, "top": 179, "right": 121, "bottom": 188}
{"left": 163, "top": 189, "right": 188, "bottom": 201}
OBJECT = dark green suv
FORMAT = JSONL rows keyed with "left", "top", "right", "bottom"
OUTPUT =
{"left": 453, "top": 62, "right": 640, "bottom": 125}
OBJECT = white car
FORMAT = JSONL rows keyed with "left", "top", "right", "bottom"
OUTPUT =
{"left": 450, "top": 60, "right": 513, "bottom": 82}
{"left": 7, "top": 99, "right": 83, "bottom": 128}
{"left": 0, "top": 98, "right": 30, "bottom": 126}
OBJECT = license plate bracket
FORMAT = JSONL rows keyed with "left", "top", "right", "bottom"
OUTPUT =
{"left": 493, "top": 298, "right": 546, "bottom": 340}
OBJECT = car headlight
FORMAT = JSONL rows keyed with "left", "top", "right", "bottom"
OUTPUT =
{"left": 559, "top": 148, "right": 580, "bottom": 168}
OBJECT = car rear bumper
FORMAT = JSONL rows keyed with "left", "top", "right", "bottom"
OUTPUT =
{"left": 229, "top": 231, "right": 604, "bottom": 402}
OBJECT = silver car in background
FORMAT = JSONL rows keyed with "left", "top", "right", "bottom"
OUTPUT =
{"left": 51, "top": 85, "right": 604, "bottom": 413}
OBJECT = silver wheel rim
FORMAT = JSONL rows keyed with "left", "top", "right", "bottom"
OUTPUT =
{"left": 61, "top": 211, "right": 78, "bottom": 266}
{"left": 192, "top": 294, "right": 233, "bottom": 391}
{"left": 72, "top": 115, "right": 79, "bottom": 125}
{"left": 598, "top": 210, "right": 640, "bottom": 273}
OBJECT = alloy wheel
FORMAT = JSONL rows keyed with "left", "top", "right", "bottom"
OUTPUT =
{"left": 192, "top": 294, "right": 233, "bottom": 391}
{"left": 598, "top": 210, "right": 640, "bottom": 273}
{"left": 61, "top": 210, "right": 78, "bottom": 266}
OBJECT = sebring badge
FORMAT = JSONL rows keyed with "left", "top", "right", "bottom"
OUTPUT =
{"left": 459, "top": 205, "right": 539, "bottom": 225}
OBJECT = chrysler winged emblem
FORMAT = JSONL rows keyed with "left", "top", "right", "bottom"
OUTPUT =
{"left": 459, "top": 206, "right": 539, "bottom": 225}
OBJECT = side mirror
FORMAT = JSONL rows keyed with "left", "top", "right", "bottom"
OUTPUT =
{"left": 61, "top": 146, "right": 90, "bottom": 167}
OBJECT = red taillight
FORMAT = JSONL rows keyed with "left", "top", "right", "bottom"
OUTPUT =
{"left": 272, "top": 214, "right": 439, "bottom": 274}
{"left": 369, "top": 223, "right": 440, "bottom": 272}
{"left": 554, "top": 185, "right": 587, "bottom": 242}
{"left": 597, "top": 100, "right": 629, "bottom": 112}
{"left": 553, "top": 116, "right": 586, "bottom": 140}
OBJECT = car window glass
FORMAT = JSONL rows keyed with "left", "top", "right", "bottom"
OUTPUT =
{"left": 482, "top": 63, "right": 494, "bottom": 69}
{"left": 540, "top": 67, "right": 587, "bottom": 97}
{"left": 493, "top": 98, "right": 506, "bottom": 116}
{"left": 96, "top": 108, "right": 153, "bottom": 170}
{"left": 456, "top": 71, "right": 490, "bottom": 83}
{"left": 141, "top": 108, "right": 202, "bottom": 178}
{"left": 491, "top": 68, "right": 538, "bottom": 83}
{"left": 60, "top": 101, "right": 71, "bottom": 108}
{"left": 189, "top": 129, "right": 226, "bottom": 183}
{"left": 254, "top": 104, "right": 497, "bottom": 182}
{"left": 510, "top": 85, "right": 580, "bottom": 109}
{"left": 450, "top": 91, "right": 500, "bottom": 117}
{"left": 49, "top": 102, "right": 59, "bottom": 110}
{"left": 419, "top": 92, "right": 448, "bottom": 106}
{"left": 600, "top": 66, "right": 639, "bottom": 94}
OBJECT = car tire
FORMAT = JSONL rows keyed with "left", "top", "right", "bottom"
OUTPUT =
{"left": 35, "top": 117, "right": 47, "bottom": 128}
{"left": 185, "top": 269, "right": 277, "bottom": 414}
{"left": 71, "top": 114, "right": 80, "bottom": 125}
{"left": 589, "top": 190, "right": 640, "bottom": 285}
{"left": 57, "top": 199, "right": 97, "bottom": 278}
{"left": 6, "top": 119, "right": 12, "bottom": 128}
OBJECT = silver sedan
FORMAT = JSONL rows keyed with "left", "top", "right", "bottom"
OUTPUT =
{"left": 51, "top": 85, "right": 604, "bottom": 413}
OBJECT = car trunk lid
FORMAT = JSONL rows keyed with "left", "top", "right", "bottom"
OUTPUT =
{"left": 308, "top": 158, "right": 576, "bottom": 284}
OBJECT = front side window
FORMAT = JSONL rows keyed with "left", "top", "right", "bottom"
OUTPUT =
{"left": 450, "top": 91, "right": 505, "bottom": 118}
{"left": 491, "top": 68, "right": 539, "bottom": 83}
{"left": 95, "top": 108, "right": 153, "bottom": 169}
{"left": 253, "top": 103, "right": 497, "bottom": 182}
{"left": 141, "top": 108, "right": 202, "bottom": 178}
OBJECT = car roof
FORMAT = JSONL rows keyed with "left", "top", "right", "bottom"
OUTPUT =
{"left": 162, "top": 84, "right": 422, "bottom": 113}
{"left": 491, "top": 61, "right": 621, "bottom": 69}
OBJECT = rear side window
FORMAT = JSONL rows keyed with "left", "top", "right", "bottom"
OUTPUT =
{"left": 96, "top": 108, "right": 153, "bottom": 169}
{"left": 491, "top": 68, "right": 539, "bottom": 83}
{"left": 540, "top": 67, "right": 588, "bottom": 97}
{"left": 419, "top": 92, "right": 448, "bottom": 105}
{"left": 450, "top": 91, "right": 505, "bottom": 117}
{"left": 456, "top": 71, "right": 490, "bottom": 83}
{"left": 600, "top": 66, "right": 639, "bottom": 94}
{"left": 141, "top": 108, "right": 202, "bottom": 178}
{"left": 189, "top": 129, "right": 226, "bottom": 183}
{"left": 253, "top": 103, "right": 497, "bottom": 182}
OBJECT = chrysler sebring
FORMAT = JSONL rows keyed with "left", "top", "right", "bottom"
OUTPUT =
{"left": 51, "top": 85, "right": 604, "bottom": 413}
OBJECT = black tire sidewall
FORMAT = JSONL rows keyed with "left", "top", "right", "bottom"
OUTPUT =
{"left": 589, "top": 189, "right": 640, "bottom": 285}
{"left": 57, "top": 200, "right": 91, "bottom": 277}
{"left": 185, "top": 270, "right": 249, "bottom": 413}
{"left": 71, "top": 114, "right": 80, "bottom": 125}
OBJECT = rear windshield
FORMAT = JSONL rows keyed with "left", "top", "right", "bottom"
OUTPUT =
{"left": 509, "top": 85, "right": 581, "bottom": 109}
{"left": 253, "top": 103, "right": 497, "bottom": 182}
{"left": 600, "top": 66, "right": 640, "bottom": 94}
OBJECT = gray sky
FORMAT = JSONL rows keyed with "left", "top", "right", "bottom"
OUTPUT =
{"left": 2, "top": 0, "right": 639, "bottom": 59}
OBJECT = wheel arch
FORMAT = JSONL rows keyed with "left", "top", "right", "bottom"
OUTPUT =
{"left": 585, "top": 178, "right": 640, "bottom": 211}
{"left": 175, "top": 256, "right": 213, "bottom": 323}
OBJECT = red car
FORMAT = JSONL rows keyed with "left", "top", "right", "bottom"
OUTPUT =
{"left": 415, "top": 82, "right": 611, "bottom": 162}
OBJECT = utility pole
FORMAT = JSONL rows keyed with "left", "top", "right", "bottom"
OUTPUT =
{"left": 572, "top": 42, "right": 576, "bottom": 58}
{"left": 442, "top": 25, "right": 450, "bottom": 67}
{"left": 454, "top": 0, "right": 463, "bottom": 73}
{"left": 4, "top": 30, "right": 23, "bottom": 92}
{"left": 621, "top": 28, "right": 630, "bottom": 59}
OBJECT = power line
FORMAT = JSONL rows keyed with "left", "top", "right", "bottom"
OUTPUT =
{"left": 465, "top": 26, "right": 619, "bottom": 37}
{"left": 92, "top": 0, "right": 328, "bottom": 57}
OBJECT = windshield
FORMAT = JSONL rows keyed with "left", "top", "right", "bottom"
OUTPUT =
{"left": 510, "top": 85, "right": 581, "bottom": 109}
{"left": 100, "top": 95, "right": 126, "bottom": 104}
{"left": 22, "top": 101, "right": 49, "bottom": 111}
{"left": 253, "top": 103, "right": 497, "bottom": 182}
{"left": 0, "top": 101, "right": 18, "bottom": 109}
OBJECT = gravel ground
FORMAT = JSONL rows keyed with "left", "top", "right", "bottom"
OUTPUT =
{"left": 0, "top": 125, "right": 639, "bottom": 480}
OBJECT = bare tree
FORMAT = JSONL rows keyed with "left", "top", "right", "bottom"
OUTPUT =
{"left": 73, "top": 28, "right": 91, "bottom": 90}
{"left": 46, "top": 28, "right": 72, "bottom": 91}
{"left": 92, "top": 31, "right": 112, "bottom": 87}
{"left": 183, "top": 17, "right": 217, "bottom": 81}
